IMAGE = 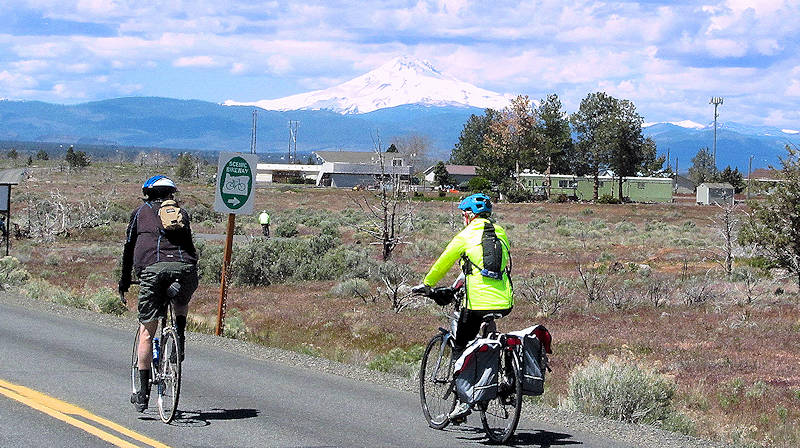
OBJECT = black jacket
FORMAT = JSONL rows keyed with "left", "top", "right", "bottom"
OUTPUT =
{"left": 120, "top": 200, "right": 197, "bottom": 285}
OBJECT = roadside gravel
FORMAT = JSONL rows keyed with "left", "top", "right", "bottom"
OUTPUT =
{"left": 1, "top": 290, "right": 730, "bottom": 448}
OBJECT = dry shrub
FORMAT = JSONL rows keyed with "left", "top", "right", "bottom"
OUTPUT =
{"left": 564, "top": 355, "right": 677, "bottom": 425}
{"left": 519, "top": 273, "right": 571, "bottom": 316}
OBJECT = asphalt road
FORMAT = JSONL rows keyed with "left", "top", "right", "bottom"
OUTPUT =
{"left": 0, "top": 298, "right": 635, "bottom": 448}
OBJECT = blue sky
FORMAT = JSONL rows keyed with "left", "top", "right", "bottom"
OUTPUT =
{"left": 0, "top": 0, "right": 798, "bottom": 128}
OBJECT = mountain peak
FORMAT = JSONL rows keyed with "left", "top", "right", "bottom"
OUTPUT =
{"left": 224, "top": 56, "right": 511, "bottom": 114}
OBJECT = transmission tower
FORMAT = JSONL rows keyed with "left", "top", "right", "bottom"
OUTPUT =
{"left": 710, "top": 97, "right": 723, "bottom": 168}
{"left": 250, "top": 109, "right": 258, "bottom": 154}
{"left": 288, "top": 120, "right": 299, "bottom": 162}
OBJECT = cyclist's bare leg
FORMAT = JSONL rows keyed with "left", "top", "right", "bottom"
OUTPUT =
{"left": 137, "top": 320, "right": 159, "bottom": 370}
{"left": 172, "top": 302, "right": 189, "bottom": 358}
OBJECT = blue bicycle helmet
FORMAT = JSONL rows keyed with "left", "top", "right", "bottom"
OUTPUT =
{"left": 458, "top": 193, "right": 492, "bottom": 216}
{"left": 142, "top": 175, "right": 177, "bottom": 198}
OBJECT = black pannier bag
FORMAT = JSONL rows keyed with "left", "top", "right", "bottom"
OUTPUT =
{"left": 453, "top": 337, "right": 502, "bottom": 404}
{"left": 509, "top": 325, "right": 551, "bottom": 396}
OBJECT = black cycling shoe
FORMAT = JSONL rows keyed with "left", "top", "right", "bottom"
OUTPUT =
{"left": 130, "top": 391, "right": 149, "bottom": 412}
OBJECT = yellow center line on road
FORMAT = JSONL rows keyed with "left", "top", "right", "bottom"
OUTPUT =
{"left": 0, "top": 378, "right": 171, "bottom": 448}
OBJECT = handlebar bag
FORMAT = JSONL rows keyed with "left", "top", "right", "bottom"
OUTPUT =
{"left": 453, "top": 337, "right": 502, "bottom": 404}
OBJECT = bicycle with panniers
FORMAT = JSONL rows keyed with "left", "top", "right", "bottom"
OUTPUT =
{"left": 416, "top": 280, "right": 553, "bottom": 444}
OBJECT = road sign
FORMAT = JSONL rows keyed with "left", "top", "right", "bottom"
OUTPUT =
{"left": 214, "top": 152, "right": 257, "bottom": 215}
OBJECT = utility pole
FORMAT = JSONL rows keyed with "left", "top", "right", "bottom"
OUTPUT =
{"left": 250, "top": 109, "right": 258, "bottom": 154}
{"left": 747, "top": 154, "right": 753, "bottom": 200}
{"left": 288, "top": 120, "right": 299, "bottom": 163}
{"left": 710, "top": 97, "right": 724, "bottom": 168}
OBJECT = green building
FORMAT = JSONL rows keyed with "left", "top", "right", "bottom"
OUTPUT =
{"left": 519, "top": 173, "right": 673, "bottom": 203}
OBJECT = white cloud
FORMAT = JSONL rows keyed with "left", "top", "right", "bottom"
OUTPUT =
{"left": 173, "top": 55, "right": 219, "bottom": 68}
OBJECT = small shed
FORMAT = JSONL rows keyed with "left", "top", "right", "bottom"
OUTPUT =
{"left": 696, "top": 182, "right": 734, "bottom": 205}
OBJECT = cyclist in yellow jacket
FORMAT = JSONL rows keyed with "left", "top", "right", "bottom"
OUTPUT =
{"left": 414, "top": 193, "right": 513, "bottom": 421}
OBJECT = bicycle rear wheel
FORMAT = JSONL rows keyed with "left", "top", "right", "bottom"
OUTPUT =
{"left": 419, "top": 333, "right": 456, "bottom": 429}
{"left": 480, "top": 349, "right": 522, "bottom": 443}
{"left": 156, "top": 328, "right": 181, "bottom": 423}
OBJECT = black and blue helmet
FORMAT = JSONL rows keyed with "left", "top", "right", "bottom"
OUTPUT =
{"left": 458, "top": 193, "right": 492, "bottom": 215}
{"left": 142, "top": 175, "right": 177, "bottom": 198}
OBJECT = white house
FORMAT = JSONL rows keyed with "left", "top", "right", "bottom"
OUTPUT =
{"left": 255, "top": 151, "right": 412, "bottom": 188}
{"left": 422, "top": 164, "right": 477, "bottom": 186}
{"left": 696, "top": 182, "right": 734, "bottom": 205}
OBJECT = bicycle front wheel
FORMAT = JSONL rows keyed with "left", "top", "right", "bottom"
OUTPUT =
{"left": 480, "top": 349, "right": 522, "bottom": 443}
{"left": 419, "top": 333, "right": 456, "bottom": 429}
{"left": 156, "top": 329, "right": 181, "bottom": 423}
{"left": 130, "top": 327, "right": 142, "bottom": 397}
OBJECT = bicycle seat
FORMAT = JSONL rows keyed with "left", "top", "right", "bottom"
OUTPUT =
{"left": 481, "top": 313, "right": 505, "bottom": 323}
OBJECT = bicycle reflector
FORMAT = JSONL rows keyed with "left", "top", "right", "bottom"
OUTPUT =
{"left": 532, "top": 325, "right": 553, "bottom": 354}
{"left": 504, "top": 336, "right": 522, "bottom": 346}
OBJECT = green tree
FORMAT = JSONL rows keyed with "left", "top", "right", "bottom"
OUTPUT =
{"left": 432, "top": 161, "right": 454, "bottom": 188}
{"left": 65, "top": 145, "right": 89, "bottom": 170}
{"left": 535, "top": 93, "right": 574, "bottom": 175}
{"left": 688, "top": 147, "right": 717, "bottom": 187}
{"left": 175, "top": 153, "right": 196, "bottom": 180}
{"left": 36, "top": 149, "right": 49, "bottom": 160}
{"left": 739, "top": 145, "right": 800, "bottom": 288}
{"left": 572, "top": 93, "right": 662, "bottom": 201}
{"left": 449, "top": 109, "right": 499, "bottom": 166}
{"left": 606, "top": 99, "right": 662, "bottom": 200}
{"left": 570, "top": 92, "right": 616, "bottom": 200}
{"left": 716, "top": 165, "right": 745, "bottom": 193}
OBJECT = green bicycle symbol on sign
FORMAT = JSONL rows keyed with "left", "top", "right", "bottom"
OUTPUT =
{"left": 219, "top": 156, "right": 252, "bottom": 209}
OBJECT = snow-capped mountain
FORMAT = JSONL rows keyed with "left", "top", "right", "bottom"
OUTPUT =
{"left": 223, "top": 56, "right": 514, "bottom": 114}
{"left": 644, "top": 120, "right": 799, "bottom": 136}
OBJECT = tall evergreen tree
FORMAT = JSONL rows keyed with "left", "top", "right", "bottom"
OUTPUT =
{"left": 716, "top": 165, "right": 745, "bottom": 193}
{"left": 535, "top": 93, "right": 573, "bottom": 175}
{"left": 432, "top": 161, "right": 454, "bottom": 188}
{"left": 688, "top": 147, "right": 717, "bottom": 187}
{"left": 570, "top": 92, "right": 617, "bottom": 199}
{"left": 449, "top": 109, "right": 499, "bottom": 166}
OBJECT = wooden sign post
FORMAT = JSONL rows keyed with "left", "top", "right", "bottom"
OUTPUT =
{"left": 213, "top": 152, "right": 257, "bottom": 336}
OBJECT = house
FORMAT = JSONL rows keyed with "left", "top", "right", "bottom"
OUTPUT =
{"left": 422, "top": 164, "right": 477, "bottom": 186}
{"left": 518, "top": 173, "right": 673, "bottom": 202}
{"left": 674, "top": 175, "right": 696, "bottom": 194}
{"left": 696, "top": 182, "right": 734, "bottom": 205}
{"left": 255, "top": 151, "right": 412, "bottom": 188}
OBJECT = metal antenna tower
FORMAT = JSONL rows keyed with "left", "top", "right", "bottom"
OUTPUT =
{"left": 710, "top": 97, "right": 724, "bottom": 168}
{"left": 250, "top": 109, "right": 258, "bottom": 154}
{"left": 288, "top": 120, "right": 299, "bottom": 162}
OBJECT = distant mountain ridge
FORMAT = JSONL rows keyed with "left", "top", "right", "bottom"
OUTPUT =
{"left": 223, "top": 56, "right": 514, "bottom": 114}
{"left": 0, "top": 97, "right": 796, "bottom": 172}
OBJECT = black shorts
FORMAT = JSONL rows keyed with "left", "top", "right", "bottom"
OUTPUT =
{"left": 137, "top": 262, "right": 198, "bottom": 323}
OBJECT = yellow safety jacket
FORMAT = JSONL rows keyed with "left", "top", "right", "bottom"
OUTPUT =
{"left": 258, "top": 212, "right": 270, "bottom": 225}
{"left": 423, "top": 217, "right": 513, "bottom": 310}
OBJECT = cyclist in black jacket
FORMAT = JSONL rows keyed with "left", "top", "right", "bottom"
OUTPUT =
{"left": 119, "top": 175, "right": 198, "bottom": 412}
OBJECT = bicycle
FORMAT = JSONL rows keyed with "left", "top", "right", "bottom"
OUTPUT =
{"left": 121, "top": 279, "right": 183, "bottom": 423}
{"left": 417, "top": 282, "right": 523, "bottom": 444}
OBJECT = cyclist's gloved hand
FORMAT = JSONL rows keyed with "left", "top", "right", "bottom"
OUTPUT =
{"left": 411, "top": 283, "right": 432, "bottom": 296}
{"left": 118, "top": 277, "right": 131, "bottom": 294}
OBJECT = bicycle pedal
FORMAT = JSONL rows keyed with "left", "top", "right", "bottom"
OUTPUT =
{"left": 450, "top": 416, "right": 467, "bottom": 425}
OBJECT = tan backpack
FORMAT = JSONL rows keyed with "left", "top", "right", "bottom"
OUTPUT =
{"left": 158, "top": 200, "right": 184, "bottom": 231}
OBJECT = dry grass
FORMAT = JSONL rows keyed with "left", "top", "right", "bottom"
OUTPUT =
{"left": 14, "top": 161, "right": 800, "bottom": 447}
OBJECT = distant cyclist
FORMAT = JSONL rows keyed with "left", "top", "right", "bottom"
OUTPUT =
{"left": 413, "top": 193, "right": 513, "bottom": 421}
{"left": 119, "top": 175, "right": 198, "bottom": 412}
{"left": 258, "top": 209, "right": 271, "bottom": 237}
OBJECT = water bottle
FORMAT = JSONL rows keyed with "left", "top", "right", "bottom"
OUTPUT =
{"left": 152, "top": 337, "right": 160, "bottom": 367}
